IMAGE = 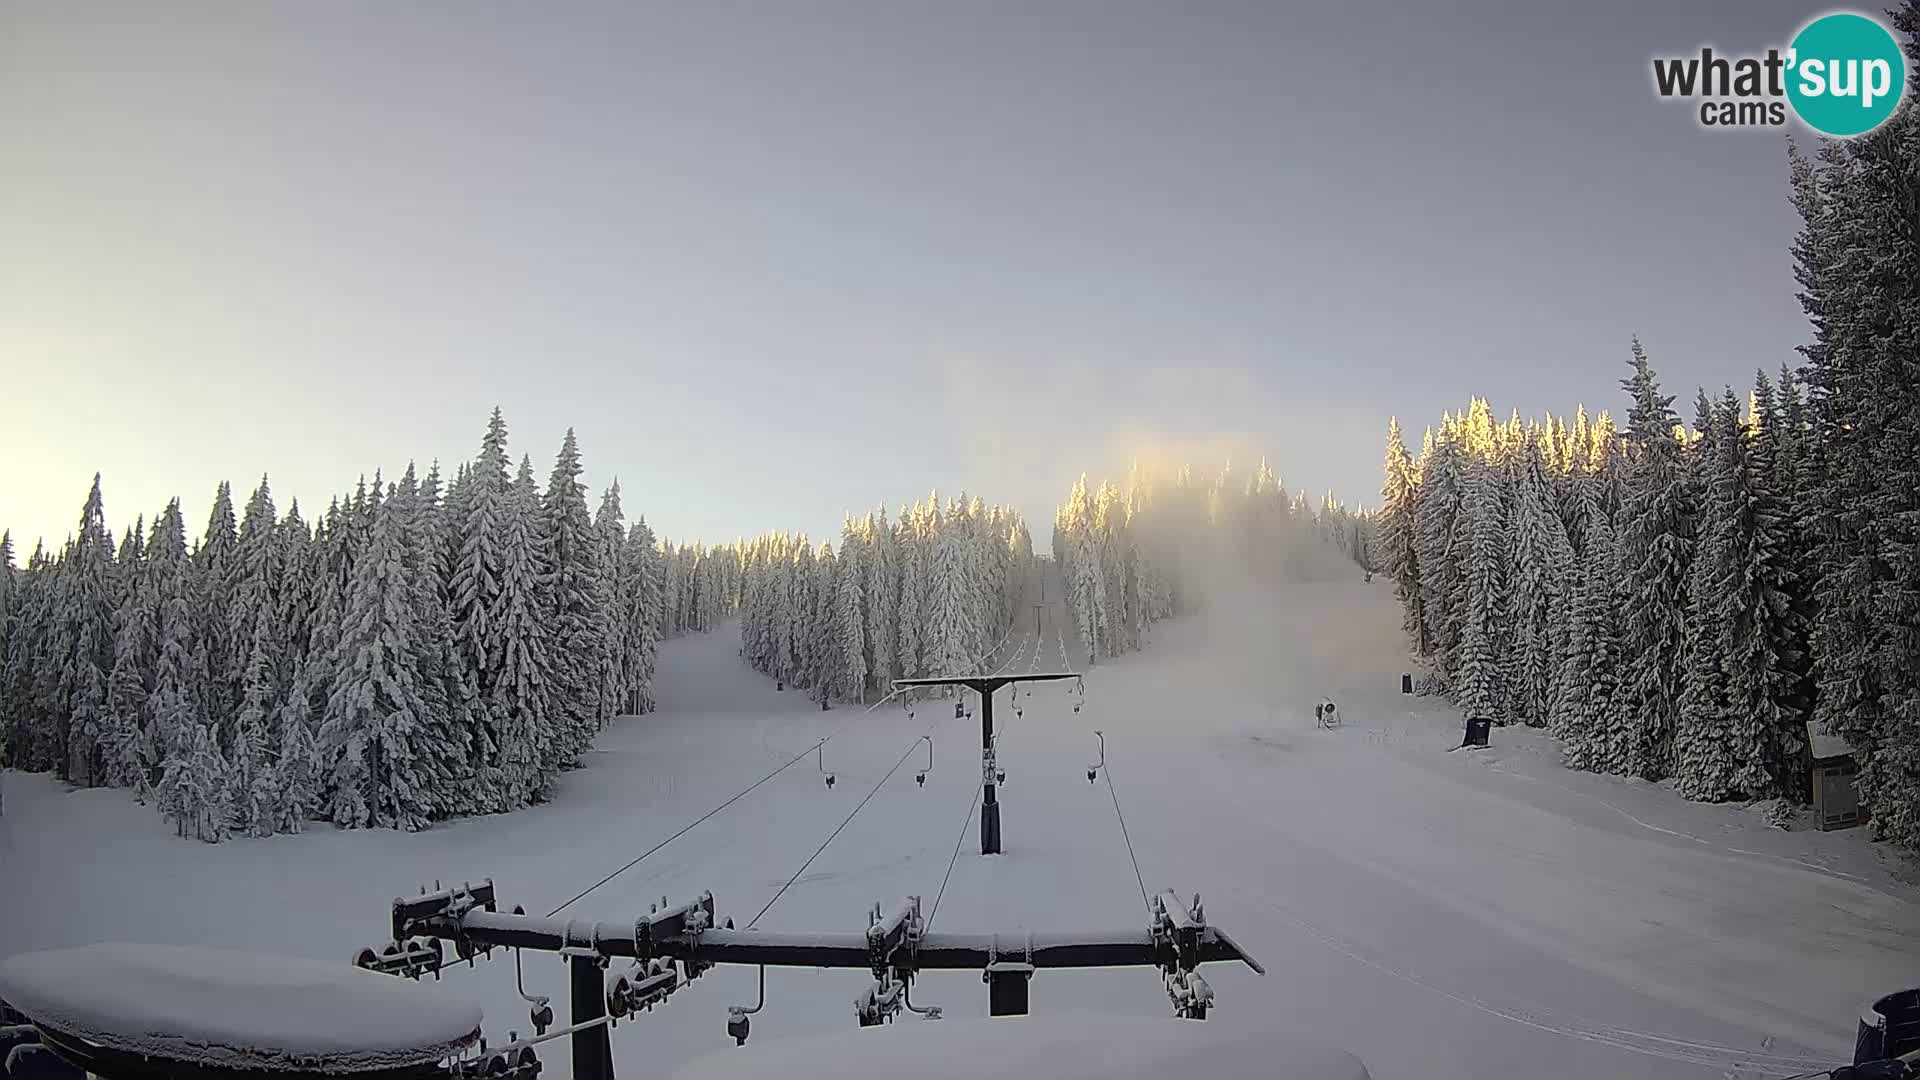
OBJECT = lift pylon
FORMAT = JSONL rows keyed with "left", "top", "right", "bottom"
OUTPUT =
{"left": 892, "top": 673, "right": 1079, "bottom": 855}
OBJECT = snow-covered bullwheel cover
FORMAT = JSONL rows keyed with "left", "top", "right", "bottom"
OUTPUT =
{"left": 0, "top": 944, "right": 482, "bottom": 1075}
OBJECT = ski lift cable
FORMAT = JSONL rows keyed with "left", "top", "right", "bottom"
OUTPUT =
{"left": 1101, "top": 755, "right": 1152, "bottom": 912}
{"left": 546, "top": 686, "right": 915, "bottom": 919}
{"left": 987, "top": 630, "right": 1034, "bottom": 678}
{"left": 925, "top": 778, "right": 984, "bottom": 932}
{"left": 747, "top": 709, "right": 950, "bottom": 930}
{"left": 980, "top": 619, "right": 1022, "bottom": 665}
{"left": 545, "top": 744, "right": 823, "bottom": 918}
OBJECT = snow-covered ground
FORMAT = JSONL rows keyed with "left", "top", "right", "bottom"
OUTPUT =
{"left": 3, "top": 573, "right": 1917, "bottom": 1080}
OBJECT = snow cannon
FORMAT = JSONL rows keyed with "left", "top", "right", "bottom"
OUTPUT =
{"left": 1316, "top": 699, "right": 1340, "bottom": 729}
{"left": 1460, "top": 717, "right": 1492, "bottom": 749}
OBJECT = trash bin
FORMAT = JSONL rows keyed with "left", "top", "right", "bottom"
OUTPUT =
{"left": 1461, "top": 717, "right": 1491, "bottom": 749}
{"left": 1400, "top": 672, "right": 1413, "bottom": 695}
{"left": 1856, "top": 988, "right": 1920, "bottom": 1064}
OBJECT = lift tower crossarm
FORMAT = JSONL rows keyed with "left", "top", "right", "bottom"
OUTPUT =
{"left": 438, "top": 912, "right": 1261, "bottom": 973}
{"left": 891, "top": 673, "right": 1081, "bottom": 854}
{"left": 371, "top": 883, "right": 1264, "bottom": 1080}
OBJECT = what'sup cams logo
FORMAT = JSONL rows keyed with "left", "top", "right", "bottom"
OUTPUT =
{"left": 1652, "top": 10, "right": 1908, "bottom": 136}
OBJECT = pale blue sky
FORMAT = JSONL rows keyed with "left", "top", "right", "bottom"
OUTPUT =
{"left": 1, "top": 1, "right": 1831, "bottom": 553}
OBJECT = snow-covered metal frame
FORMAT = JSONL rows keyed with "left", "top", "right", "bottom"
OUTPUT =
{"left": 890, "top": 673, "right": 1081, "bottom": 855}
{"left": 368, "top": 879, "right": 1264, "bottom": 1080}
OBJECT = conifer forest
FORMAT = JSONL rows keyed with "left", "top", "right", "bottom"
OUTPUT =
{"left": 1375, "top": 121, "right": 1920, "bottom": 850}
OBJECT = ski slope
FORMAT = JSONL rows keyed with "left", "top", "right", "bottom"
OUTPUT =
{"left": 2, "top": 571, "right": 1917, "bottom": 1080}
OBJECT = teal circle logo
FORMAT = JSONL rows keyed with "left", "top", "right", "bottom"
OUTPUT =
{"left": 1786, "top": 12, "right": 1907, "bottom": 136}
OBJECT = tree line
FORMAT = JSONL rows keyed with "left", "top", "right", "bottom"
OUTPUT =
{"left": 734, "top": 496, "right": 1035, "bottom": 701}
{"left": 0, "top": 409, "right": 676, "bottom": 840}
{"left": 1376, "top": 49, "right": 1920, "bottom": 848}
{"left": 1054, "top": 461, "right": 1376, "bottom": 667}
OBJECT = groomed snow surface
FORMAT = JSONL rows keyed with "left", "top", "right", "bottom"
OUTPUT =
{"left": 3, "top": 574, "right": 1917, "bottom": 1080}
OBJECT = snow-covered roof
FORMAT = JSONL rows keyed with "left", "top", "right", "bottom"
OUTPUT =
{"left": 1806, "top": 720, "right": 1856, "bottom": 761}
{"left": 0, "top": 944, "right": 481, "bottom": 1074}
{"left": 667, "top": 1011, "right": 1371, "bottom": 1080}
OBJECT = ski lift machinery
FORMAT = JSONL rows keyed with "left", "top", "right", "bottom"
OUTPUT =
{"left": 0, "top": 673, "right": 1272, "bottom": 1080}
{"left": 345, "top": 675, "right": 1256, "bottom": 1080}
{"left": 328, "top": 876, "right": 1264, "bottom": 1080}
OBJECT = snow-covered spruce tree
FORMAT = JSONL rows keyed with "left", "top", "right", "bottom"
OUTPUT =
{"left": 5, "top": 543, "right": 55, "bottom": 770}
{"left": 1672, "top": 392, "right": 1746, "bottom": 801}
{"left": 57, "top": 474, "right": 117, "bottom": 786}
{"left": 400, "top": 463, "right": 476, "bottom": 819}
{"left": 193, "top": 480, "right": 241, "bottom": 743}
{"left": 1615, "top": 340, "right": 1695, "bottom": 781}
{"left": 451, "top": 409, "right": 514, "bottom": 806}
{"left": 296, "top": 498, "right": 351, "bottom": 783}
{"left": 1736, "top": 375, "right": 1812, "bottom": 795}
{"left": 1790, "top": 80, "right": 1920, "bottom": 843}
{"left": 1715, "top": 386, "right": 1808, "bottom": 796}
{"left": 896, "top": 504, "right": 927, "bottom": 681}
{"left": 834, "top": 531, "right": 868, "bottom": 700}
{"left": 278, "top": 500, "right": 315, "bottom": 667}
{"left": 156, "top": 720, "right": 231, "bottom": 844}
{"left": 595, "top": 483, "right": 628, "bottom": 719}
{"left": 658, "top": 543, "right": 683, "bottom": 637}
{"left": 1505, "top": 429, "right": 1569, "bottom": 726}
{"left": 1412, "top": 427, "right": 1463, "bottom": 692}
{"left": 773, "top": 537, "right": 801, "bottom": 688}
{"left": 626, "top": 517, "right": 661, "bottom": 712}
{"left": 229, "top": 477, "right": 281, "bottom": 690}
{"left": 792, "top": 541, "right": 820, "bottom": 689}
{"left": 1858, "top": 70, "right": 1918, "bottom": 841}
{"left": 1379, "top": 418, "right": 1426, "bottom": 656}
{"left": 103, "top": 534, "right": 159, "bottom": 796}
{"left": 272, "top": 660, "right": 323, "bottom": 832}
{"left": 1452, "top": 443, "right": 1508, "bottom": 723}
{"left": 1094, "top": 481, "right": 1131, "bottom": 660}
{"left": 540, "top": 430, "right": 608, "bottom": 765}
{"left": 1793, "top": 135, "right": 1899, "bottom": 834}
{"left": 1060, "top": 478, "right": 1102, "bottom": 665}
{"left": 228, "top": 615, "right": 283, "bottom": 837}
{"left": 142, "top": 502, "right": 195, "bottom": 779}
{"left": 810, "top": 543, "right": 841, "bottom": 703}
{"left": 320, "top": 488, "right": 433, "bottom": 831}
{"left": 1558, "top": 481, "right": 1623, "bottom": 772}
{"left": 924, "top": 523, "right": 980, "bottom": 679}
{"left": 508, "top": 453, "right": 558, "bottom": 800}
{"left": 1764, "top": 366, "right": 1818, "bottom": 740}
{"left": 185, "top": 722, "right": 231, "bottom": 842}
{"left": 865, "top": 509, "right": 899, "bottom": 689}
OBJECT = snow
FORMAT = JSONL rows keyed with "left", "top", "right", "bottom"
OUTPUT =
{"left": 0, "top": 944, "right": 480, "bottom": 1072}
{"left": 2, "top": 571, "right": 1917, "bottom": 1080}
{"left": 1807, "top": 720, "right": 1855, "bottom": 762}
{"left": 667, "top": 1011, "right": 1372, "bottom": 1080}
